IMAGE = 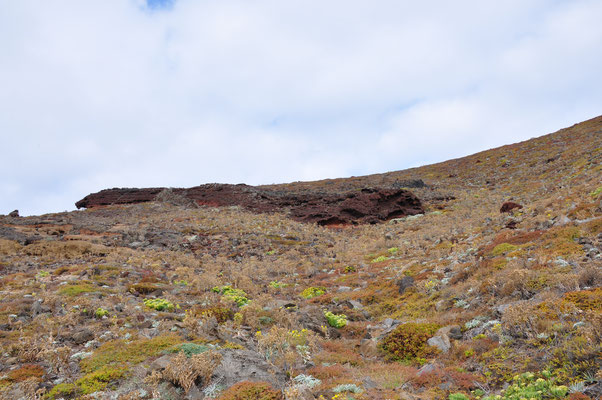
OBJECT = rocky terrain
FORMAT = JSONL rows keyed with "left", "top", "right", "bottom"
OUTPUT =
{"left": 0, "top": 116, "right": 600, "bottom": 400}
{"left": 75, "top": 185, "right": 424, "bottom": 226}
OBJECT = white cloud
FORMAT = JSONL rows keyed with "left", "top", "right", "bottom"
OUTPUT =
{"left": 0, "top": 0, "right": 601, "bottom": 215}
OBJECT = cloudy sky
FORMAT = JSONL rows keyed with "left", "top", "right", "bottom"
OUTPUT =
{"left": 1, "top": 0, "right": 601, "bottom": 216}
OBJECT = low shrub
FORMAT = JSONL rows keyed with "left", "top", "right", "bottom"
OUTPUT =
{"left": 324, "top": 311, "right": 348, "bottom": 328}
{"left": 212, "top": 285, "right": 250, "bottom": 307}
{"left": 80, "top": 334, "right": 182, "bottom": 373}
{"left": 378, "top": 322, "right": 440, "bottom": 362}
{"left": 143, "top": 298, "right": 174, "bottom": 311}
{"left": 95, "top": 307, "right": 109, "bottom": 318}
{"left": 217, "top": 381, "right": 283, "bottom": 400}
{"left": 300, "top": 286, "right": 326, "bottom": 299}
{"left": 58, "top": 283, "right": 97, "bottom": 297}
{"left": 76, "top": 366, "right": 128, "bottom": 394}
{"left": 482, "top": 371, "right": 568, "bottom": 400}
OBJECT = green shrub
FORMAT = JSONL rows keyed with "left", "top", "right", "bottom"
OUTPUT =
{"left": 80, "top": 334, "right": 182, "bottom": 373}
{"left": 212, "top": 286, "right": 250, "bottom": 307}
{"left": 449, "top": 394, "right": 469, "bottom": 400}
{"left": 58, "top": 283, "right": 97, "bottom": 296}
{"left": 44, "top": 383, "right": 78, "bottom": 399}
{"left": 193, "top": 304, "right": 234, "bottom": 323}
{"left": 378, "top": 322, "right": 440, "bottom": 362}
{"left": 324, "top": 311, "right": 348, "bottom": 328}
{"left": 76, "top": 366, "right": 127, "bottom": 394}
{"left": 590, "top": 186, "right": 602, "bottom": 198}
{"left": 300, "top": 287, "right": 326, "bottom": 299}
{"left": 143, "top": 298, "right": 174, "bottom": 311}
{"left": 95, "top": 307, "right": 109, "bottom": 318}
{"left": 170, "top": 343, "right": 210, "bottom": 357}
{"left": 482, "top": 370, "right": 569, "bottom": 399}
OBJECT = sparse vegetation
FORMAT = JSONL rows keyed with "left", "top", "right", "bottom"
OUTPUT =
{"left": 1, "top": 117, "right": 601, "bottom": 399}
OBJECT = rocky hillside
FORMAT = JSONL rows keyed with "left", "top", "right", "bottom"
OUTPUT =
{"left": 0, "top": 116, "right": 600, "bottom": 400}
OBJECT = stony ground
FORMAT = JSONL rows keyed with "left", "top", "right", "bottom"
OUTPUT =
{"left": 0, "top": 116, "right": 600, "bottom": 399}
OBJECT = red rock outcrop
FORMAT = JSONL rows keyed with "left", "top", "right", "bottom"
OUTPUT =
{"left": 75, "top": 184, "right": 423, "bottom": 225}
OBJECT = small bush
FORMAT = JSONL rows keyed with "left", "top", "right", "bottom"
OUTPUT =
{"left": 300, "top": 287, "right": 326, "bottom": 299}
{"left": 81, "top": 334, "right": 182, "bottom": 373}
{"left": 76, "top": 366, "right": 128, "bottom": 394}
{"left": 162, "top": 351, "right": 222, "bottom": 393}
{"left": 7, "top": 364, "right": 45, "bottom": 382}
{"left": 212, "top": 285, "right": 250, "bottom": 307}
{"left": 170, "top": 343, "right": 210, "bottom": 357}
{"left": 128, "top": 282, "right": 161, "bottom": 294}
{"left": 563, "top": 288, "right": 601, "bottom": 311}
{"left": 95, "top": 307, "right": 109, "bottom": 318}
{"left": 371, "top": 255, "right": 389, "bottom": 263}
{"left": 324, "top": 311, "right": 348, "bottom": 328}
{"left": 217, "top": 381, "right": 283, "bottom": 400}
{"left": 143, "top": 298, "right": 174, "bottom": 311}
{"left": 44, "top": 383, "right": 78, "bottom": 399}
{"left": 192, "top": 304, "right": 234, "bottom": 323}
{"left": 482, "top": 370, "right": 568, "bottom": 400}
{"left": 58, "top": 283, "right": 97, "bottom": 297}
{"left": 378, "top": 322, "right": 440, "bottom": 362}
{"left": 590, "top": 186, "right": 602, "bottom": 198}
{"left": 448, "top": 394, "right": 469, "bottom": 400}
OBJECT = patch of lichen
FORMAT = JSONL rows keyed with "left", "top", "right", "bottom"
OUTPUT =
{"left": 80, "top": 334, "right": 183, "bottom": 373}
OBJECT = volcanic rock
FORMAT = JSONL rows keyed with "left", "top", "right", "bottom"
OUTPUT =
{"left": 76, "top": 184, "right": 424, "bottom": 225}
{"left": 500, "top": 201, "right": 523, "bottom": 213}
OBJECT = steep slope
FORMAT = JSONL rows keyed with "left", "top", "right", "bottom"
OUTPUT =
{"left": 0, "top": 116, "right": 600, "bottom": 400}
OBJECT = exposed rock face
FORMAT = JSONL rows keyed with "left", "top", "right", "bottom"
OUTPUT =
{"left": 76, "top": 184, "right": 424, "bottom": 225}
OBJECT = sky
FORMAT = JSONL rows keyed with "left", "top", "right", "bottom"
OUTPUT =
{"left": 1, "top": 0, "right": 602, "bottom": 216}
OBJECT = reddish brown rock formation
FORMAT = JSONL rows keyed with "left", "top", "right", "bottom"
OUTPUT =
{"left": 500, "top": 201, "right": 523, "bottom": 213}
{"left": 76, "top": 184, "right": 423, "bottom": 225}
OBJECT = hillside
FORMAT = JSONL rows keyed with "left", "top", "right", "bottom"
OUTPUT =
{"left": 0, "top": 116, "right": 600, "bottom": 400}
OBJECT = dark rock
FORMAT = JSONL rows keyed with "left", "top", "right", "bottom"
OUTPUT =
{"left": 500, "top": 202, "right": 523, "bottom": 213}
{"left": 448, "top": 326, "right": 462, "bottom": 340}
{"left": 76, "top": 184, "right": 424, "bottom": 226}
{"left": 396, "top": 276, "right": 414, "bottom": 294}
{"left": 72, "top": 329, "right": 94, "bottom": 345}
{"left": 392, "top": 179, "right": 427, "bottom": 189}
{"left": 8, "top": 210, "right": 19, "bottom": 217}
{"left": 213, "top": 349, "right": 287, "bottom": 389}
{"left": 297, "top": 306, "right": 341, "bottom": 338}
{"left": 427, "top": 334, "right": 451, "bottom": 353}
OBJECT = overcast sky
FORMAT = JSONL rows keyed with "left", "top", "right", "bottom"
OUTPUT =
{"left": 1, "top": 0, "right": 601, "bottom": 216}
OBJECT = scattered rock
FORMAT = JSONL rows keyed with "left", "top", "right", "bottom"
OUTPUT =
{"left": 396, "top": 276, "right": 414, "bottom": 295}
{"left": 417, "top": 362, "right": 439, "bottom": 376}
{"left": 427, "top": 334, "right": 451, "bottom": 353}
{"left": 72, "top": 329, "right": 95, "bottom": 345}
{"left": 500, "top": 202, "right": 522, "bottom": 213}
{"left": 436, "top": 325, "right": 462, "bottom": 340}
{"left": 212, "top": 349, "right": 287, "bottom": 389}
{"left": 392, "top": 179, "right": 427, "bottom": 189}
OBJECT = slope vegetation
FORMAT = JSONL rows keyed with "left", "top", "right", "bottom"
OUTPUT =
{"left": 0, "top": 116, "right": 600, "bottom": 399}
